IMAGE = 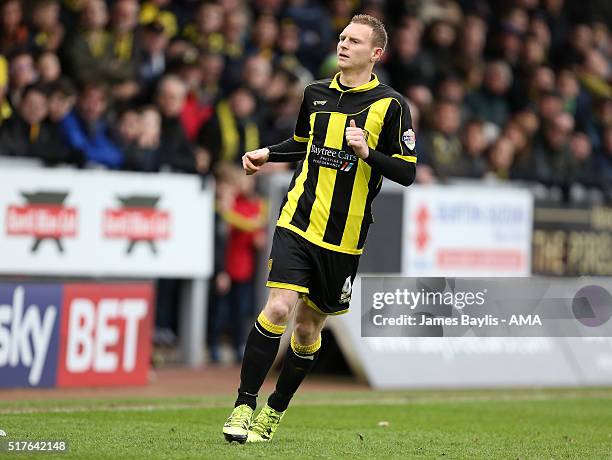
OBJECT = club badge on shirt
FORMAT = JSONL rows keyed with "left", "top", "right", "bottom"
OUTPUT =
{"left": 402, "top": 129, "right": 416, "bottom": 150}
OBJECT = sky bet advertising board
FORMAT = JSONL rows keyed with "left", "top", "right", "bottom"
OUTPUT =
{"left": 0, "top": 282, "right": 153, "bottom": 388}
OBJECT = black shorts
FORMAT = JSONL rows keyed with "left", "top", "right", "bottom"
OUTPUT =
{"left": 266, "top": 227, "right": 360, "bottom": 315}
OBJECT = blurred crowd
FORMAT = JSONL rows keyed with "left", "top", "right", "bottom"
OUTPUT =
{"left": 0, "top": 0, "right": 610, "bottom": 187}
{"left": 1, "top": 0, "right": 611, "bottom": 359}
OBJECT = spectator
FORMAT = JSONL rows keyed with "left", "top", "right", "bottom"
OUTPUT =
{"left": 260, "top": 70, "right": 302, "bottom": 149}
{"left": 62, "top": 0, "right": 115, "bottom": 84}
{"left": 260, "top": 91, "right": 301, "bottom": 162}
{"left": 29, "top": 0, "right": 64, "bottom": 53}
{"left": 595, "top": 125, "right": 612, "bottom": 183}
{"left": 504, "top": 121, "right": 530, "bottom": 157}
{"left": 404, "top": 82, "right": 433, "bottom": 116}
{"left": 0, "top": 54, "right": 12, "bottom": 124}
{"left": 557, "top": 68, "right": 596, "bottom": 139}
{"left": 455, "top": 14, "right": 486, "bottom": 88}
{"left": 329, "top": 0, "right": 355, "bottom": 37}
{"left": 211, "top": 165, "right": 267, "bottom": 363}
{"left": 275, "top": 19, "right": 312, "bottom": 85}
{"left": 7, "top": 50, "right": 37, "bottom": 107}
{"left": 436, "top": 73, "right": 465, "bottom": 105}
{"left": 421, "top": 99, "right": 463, "bottom": 180}
{"left": 528, "top": 13, "right": 552, "bottom": 52}
{"left": 59, "top": 81, "right": 124, "bottom": 168}
{"left": 37, "top": 51, "right": 62, "bottom": 83}
{"left": 516, "top": 64, "right": 555, "bottom": 114}
{"left": 176, "top": 50, "right": 214, "bottom": 142}
{"left": 531, "top": 112, "right": 575, "bottom": 183}
{"left": 536, "top": 89, "right": 564, "bottom": 123}
{"left": 495, "top": 23, "right": 523, "bottom": 69}
{"left": 485, "top": 137, "right": 516, "bottom": 181}
{"left": 247, "top": 13, "right": 278, "bottom": 59}
{"left": 554, "top": 23, "right": 593, "bottom": 69}
{"left": 46, "top": 78, "right": 77, "bottom": 163}
{"left": 458, "top": 118, "right": 488, "bottom": 178}
{"left": 283, "top": 0, "right": 333, "bottom": 73}
{"left": 199, "top": 51, "right": 225, "bottom": 105}
{"left": 155, "top": 75, "right": 203, "bottom": 173}
{"left": 577, "top": 48, "right": 611, "bottom": 100}
{"left": 223, "top": 8, "right": 248, "bottom": 62}
{"left": 592, "top": 21, "right": 609, "bottom": 54}
{"left": 386, "top": 25, "right": 435, "bottom": 93}
{"left": 328, "top": 0, "right": 354, "bottom": 37}
{"left": 181, "top": 1, "right": 225, "bottom": 54}
{"left": 465, "top": 60, "right": 512, "bottom": 128}
{"left": 568, "top": 131, "right": 595, "bottom": 184}
{"left": 138, "top": 105, "right": 162, "bottom": 170}
{"left": 521, "top": 33, "right": 547, "bottom": 71}
{"left": 0, "top": 0, "right": 607, "bottom": 224}
{"left": 0, "top": 83, "right": 70, "bottom": 164}
{"left": 542, "top": 0, "right": 569, "bottom": 50}
{"left": 137, "top": 21, "right": 169, "bottom": 101}
{"left": 116, "top": 107, "right": 142, "bottom": 167}
{"left": 109, "top": 0, "right": 141, "bottom": 103}
{"left": 197, "top": 86, "right": 260, "bottom": 169}
{"left": 47, "top": 77, "right": 77, "bottom": 123}
{"left": 0, "top": 0, "right": 28, "bottom": 55}
{"left": 423, "top": 18, "right": 457, "bottom": 81}
{"left": 240, "top": 54, "right": 272, "bottom": 123}
{"left": 139, "top": 0, "right": 178, "bottom": 39}
{"left": 513, "top": 109, "right": 540, "bottom": 140}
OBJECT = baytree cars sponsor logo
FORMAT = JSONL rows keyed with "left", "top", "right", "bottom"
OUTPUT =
{"left": 103, "top": 195, "right": 170, "bottom": 254}
{"left": 310, "top": 145, "right": 357, "bottom": 172}
{"left": 5, "top": 191, "right": 77, "bottom": 253}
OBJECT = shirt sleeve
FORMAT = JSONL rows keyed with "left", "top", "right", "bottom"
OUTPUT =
{"left": 380, "top": 97, "right": 417, "bottom": 164}
{"left": 293, "top": 86, "right": 311, "bottom": 143}
{"left": 363, "top": 149, "right": 415, "bottom": 186}
{"left": 267, "top": 137, "right": 307, "bottom": 162}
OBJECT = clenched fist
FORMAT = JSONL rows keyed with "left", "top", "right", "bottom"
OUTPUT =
{"left": 345, "top": 119, "right": 369, "bottom": 159}
{"left": 242, "top": 148, "right": 270, "bottom": 175}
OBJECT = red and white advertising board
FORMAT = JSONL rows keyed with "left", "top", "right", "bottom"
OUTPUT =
{"left": 0, "top": 169, "right": 213, "bottom": 278}
{"left": 403, "top": 185, "right": 533, "bottom": 276}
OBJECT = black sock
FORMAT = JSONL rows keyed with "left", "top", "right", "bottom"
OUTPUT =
{"left": 235, "top": 312, "right": 286, "bottom": 410}
{"left": 267, "top": 333, "right": 321, "bottom": 412}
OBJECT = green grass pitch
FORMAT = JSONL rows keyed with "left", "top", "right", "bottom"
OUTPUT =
{"left": 1, "top": 388, "right": 612, "bottom": 459}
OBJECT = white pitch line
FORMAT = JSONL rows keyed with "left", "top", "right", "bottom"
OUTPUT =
{"left": 1, "top": 391, "right": 612, "bottom": 415}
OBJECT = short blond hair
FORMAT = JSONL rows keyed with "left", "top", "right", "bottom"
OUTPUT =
{"left": 350, "top": 14, "right": 388, "bottom": 51}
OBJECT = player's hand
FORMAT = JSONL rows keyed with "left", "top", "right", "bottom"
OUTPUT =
{"left": 242, "top": 148, "right": 270, "bottom": 175}
{"left": 345, "top": 119, "right": 369, "bottom": 159}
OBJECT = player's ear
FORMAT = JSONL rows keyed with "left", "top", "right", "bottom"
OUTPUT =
{"left": 371, "top": 47, "right": 383, "bottom": 63}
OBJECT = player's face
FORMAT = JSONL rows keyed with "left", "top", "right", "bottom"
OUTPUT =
{"left": 337, "top": 23, "right": 380, "bottom": 72}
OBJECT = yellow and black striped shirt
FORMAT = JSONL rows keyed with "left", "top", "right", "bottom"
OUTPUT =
{"left": 277, "top": 73, "right": 416, "bottom": 255}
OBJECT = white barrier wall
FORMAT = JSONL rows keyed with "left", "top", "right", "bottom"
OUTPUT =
{"left": 0, "top": 169, "right": 214, "bottom": 279}
{"left": 0, "top": 168, "right": 214, "bottom": 368}
{"left": 330, "top": 185, "right": 612, "bottom": 388}
{"left": 333, "top": 276, "right": 612, "bottom": 389}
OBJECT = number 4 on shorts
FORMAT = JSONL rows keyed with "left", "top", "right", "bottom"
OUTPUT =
{"left": 339, "top": 276, "right": 352, "bottom": 304}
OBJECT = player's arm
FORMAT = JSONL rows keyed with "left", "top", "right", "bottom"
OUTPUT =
{"left": 366, "top": 97, "right": 416, "bottom": 186}
{"left": 347, "top": 97, "right": 416, "bottom": 186}
{"left": 243, "top": 86, "right": 311, "bottom": 174}
{"left": 267, "top": 137, "right": 308, "bottom": 162}
{"left": 242, "top": 138, "right": 307, "bottom": 175}
{"left": 363, "top": 149, "right": 415, "bottom": 186}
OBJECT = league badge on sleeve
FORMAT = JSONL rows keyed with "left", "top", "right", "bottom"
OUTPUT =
{"left": 402, "top": 129, "right": 416, "bottom": 151}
